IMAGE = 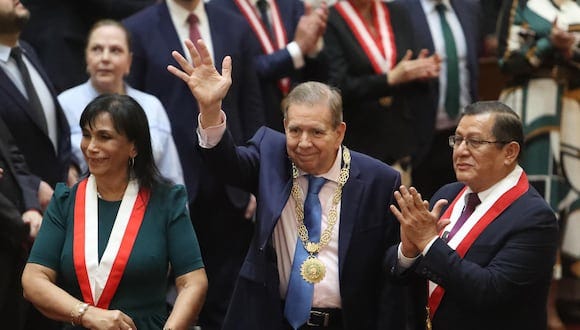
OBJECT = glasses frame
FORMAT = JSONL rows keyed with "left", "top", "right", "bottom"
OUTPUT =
{"left": 448, "top": 135, "right": 510, "bottom": 149}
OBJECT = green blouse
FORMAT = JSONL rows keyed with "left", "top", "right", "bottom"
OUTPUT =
{"left": 29, "top": 182, "right": 204, "bottom": 329}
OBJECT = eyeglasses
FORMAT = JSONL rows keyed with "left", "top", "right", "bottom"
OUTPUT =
{"left": 448, "top": 135, "right": 510, "bottom": 149}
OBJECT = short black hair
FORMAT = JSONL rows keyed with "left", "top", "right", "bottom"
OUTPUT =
{"left": 79, "top": 93, "right": 165, "bottom": 188}
{"left": 462, "top": 101, "right": 524, "bottom": 160}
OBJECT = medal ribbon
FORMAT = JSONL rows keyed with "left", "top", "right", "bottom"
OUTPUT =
{"left": 73, "top": 175, "right": 150, "bottom": 308}
{"left": 427, "top": 171, "right": 529, "bottom": 319}
{"left": 233, "top": 0, "right": 290, "bottom": 94}
{"left": 334, "top": 0, "right": 397, "bottom": 74}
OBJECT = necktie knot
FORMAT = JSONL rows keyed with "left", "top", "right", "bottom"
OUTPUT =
{"left": 307, "top": 175, "right": 326, "bottom": 196}
{"left": 187, "top": 13, "right": 199, "bottom": 25}
{"left": 465, "top": 193, "right": 481, "bottom": 212}
{"left": 435, "top": 3, "right": 447, "bottom": 14}
{"left": 256, "top": 0, "right": 268, "bottom": 11}
{"left": 10, "top": 47, "right": 23, "bottom": 61}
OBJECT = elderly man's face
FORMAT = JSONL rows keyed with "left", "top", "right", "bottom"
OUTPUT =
{"left": 284, "top": 103, "right": 345, "bottom": 175}
{"left": 452, "top": 113, "right": 511, "bottom": 192}
{"left": 0, "top": 0, "right": 29, "bottom": 34}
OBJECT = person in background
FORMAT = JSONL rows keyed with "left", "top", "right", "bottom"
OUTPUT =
{"left": 58, "top": 19, "right": 184, "bottom": 186}
{"left": 497, "top": 1, "right": 580, "bottom": 328}
{"left": 20, "top": 0, "right": 156, "bottom": 93}
{"left": 21, "top": 94, "right": 208, "bottom": 330}
{"left": 324, "top": 0, "right": 440, "bottom": 186}
{"left": 214, "top": 0, "right": 329, "bottom": 132}
{"left": 0, "top": 114, "right": 52, "bottom": 330}
{"left": 124, "top": 1, "right": 265, "bottom": 328}
{"left": 390, "top": 101, "right": 558, "bottom": 329}
{"left": 168, "top": 39, "right": 406, "bottom": 330}
{"left": 396, "top": 0, "right": 482, "bottom": 200}
{"left": 0, "top": 0, "right": 75, "bottom": 190}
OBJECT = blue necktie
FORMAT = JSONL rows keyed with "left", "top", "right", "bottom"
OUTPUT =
{"left": 436, "top": 3, "right": 460, "bottom": 119}
{"left": 284, "top": 175, "right": 326, "bottom": 329}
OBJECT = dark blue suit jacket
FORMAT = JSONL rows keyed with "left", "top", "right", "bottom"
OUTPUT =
{"left": 389, "top": 180, "right": 558, "bottom": 330}
{"left": 215, "top": 0, "right": 328, "bottom": 132}
{"left": 0, "top": 41, "right": 72, "bottom": 188}
{"left": 396, "top": 0, "right": 481, "bottom": 164}
{"left": 123, "top": 1, "right": 265, "bottom": 203}
{"left": 200, "top": 127, "right": 404, "bottom": 329}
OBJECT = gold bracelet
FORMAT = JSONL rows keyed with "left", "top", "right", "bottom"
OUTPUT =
{"left": 70, "top": 302, "right": 89, "bottom": 326}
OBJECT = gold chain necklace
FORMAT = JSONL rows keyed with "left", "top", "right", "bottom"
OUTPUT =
{"left": 290, "top": 146, "right": 350, "bottom": 283}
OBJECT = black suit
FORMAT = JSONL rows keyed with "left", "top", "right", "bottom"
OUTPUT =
{"left": 0, "top": 116, "right": 39, "bottom": 330}
{"left": 0, "top": 41, "right": 72, "bottom": 188}
{"left": 324, "top": 1, "right": 431, "bottom": 165}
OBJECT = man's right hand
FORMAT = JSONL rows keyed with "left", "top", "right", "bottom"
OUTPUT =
{"left": 167, "top": 39, "right": 232, "bottom": 128}
{"left": 294, "top": 3, "right": 328, "bottom": 54}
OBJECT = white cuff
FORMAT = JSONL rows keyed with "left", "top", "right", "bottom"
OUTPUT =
{"left": 287, "top": 41, "right": 305, "bottom": 69}
{"left": 197, "top": 111, "right": 227, "bottom": 149}
{"left": 397, "top": 243, "right": 420, "bottom": 270}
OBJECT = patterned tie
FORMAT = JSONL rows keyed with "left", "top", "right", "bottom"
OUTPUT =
{"left": 256, "top": 0, "right": 274, "bottom": 41}
{"left": 284, "top": 175, "right": 326, "bottom": 329}
{"left": 10, "top": 47, "right": 47, "bottom": 134}
{"left": 436, "top": 3, "right": 460, "bottom": 119}
{"left": 187, "top": 13, "right": 202, "bottom": 49}
{"left": 446, "top": 192, "right": 481, "bottom": 241}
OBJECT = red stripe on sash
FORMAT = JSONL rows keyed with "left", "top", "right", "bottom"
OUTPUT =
{"left": 73, "top": 179, "right": 151, "bottom": 308}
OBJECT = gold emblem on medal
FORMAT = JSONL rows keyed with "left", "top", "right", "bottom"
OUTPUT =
{"left": 300, "top": 257, "right": 326, "bottom": 284}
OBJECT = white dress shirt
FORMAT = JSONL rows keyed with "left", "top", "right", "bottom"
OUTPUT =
{"left": 167, "top": 0, "right": 215, "bottom": 63}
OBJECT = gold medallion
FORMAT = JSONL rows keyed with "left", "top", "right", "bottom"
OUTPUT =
{"left": 305, "top": 242, "right": 320, "bottom": 254}
{"left": 300, "top": 257, "right": 326, "bottom": 284}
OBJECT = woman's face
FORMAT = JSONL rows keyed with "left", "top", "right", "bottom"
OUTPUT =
{"left": 85, "top": 25, "right": 132, "bottom": 94}
{"left": 81, "top": 112, "right": 136, "bottom": 181}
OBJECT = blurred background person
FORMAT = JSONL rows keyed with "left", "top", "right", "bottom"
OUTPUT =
{"left": 20, "top": 0, "right": 156, "bottom": 93}
{"left": 497, "top": 0, "right": 580, "bottom": 328}
{"left": 214, "top": 0, "right": 329, "bottom": 132}
{"left": 123, "top": 0, "right": 265, "bottom": 328}
{"left": 58, "top": 19, "right": 184, "bottom": 186}
{"left": 396, "top": 0, "right": 482, "bottom": 200}
{"left": 0, "top": 115, "right": 52, "bottom": 330}
{"left": 324, "top": 0, "right": 440, "bottom": 185}
{"left": 21, "top": 94, "right": 208, "bottom": 330}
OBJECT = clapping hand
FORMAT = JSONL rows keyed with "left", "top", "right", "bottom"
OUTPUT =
{"left": 167, "top": 39, "right": 232, "bottom": 128}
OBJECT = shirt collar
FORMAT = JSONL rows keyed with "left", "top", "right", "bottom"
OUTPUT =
{"left": 465, "top": 165, "right": 523, "bottom": 204}
{"left": 167, "top": 0, "right": 207, "bottom": 27}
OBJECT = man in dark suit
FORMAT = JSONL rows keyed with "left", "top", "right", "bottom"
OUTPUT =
{"left": 168, "top": 40, "right": 404, "bottom": 329}
{"left": 389, "top": 101, "right": 558, "bottom": 329}
{"left": 396, "top": 0, "right": 482, "bottom": 200}
{"left": 0, "top": 116, "right": 50, "bottom": 329}
{"left": 0, "top": 0, "right": 73, "bottom": 189}
{"left": 123, "top": 1, "right": 264, "bottom": 328}
{"left": 213, "top": 0, "right": 328, "bottom": 132}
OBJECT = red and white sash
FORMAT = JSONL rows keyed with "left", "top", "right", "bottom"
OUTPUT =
{"left": 233, "top": 0, "right": 290, "bottom": 94}
{"left": 428, "top": 171, "right": 530, "bottom": 318}
{"left": 73, "top": 175, "right": 150, "bottom": 308}
{"left": 334, "top": 0, "right": 397, "bottom": 74}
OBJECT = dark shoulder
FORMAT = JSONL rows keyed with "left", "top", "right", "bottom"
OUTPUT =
{"left": 150, "top": 182, "right": 187, "bottom": 202}
{"left": 350, "top": 149, "right": 400, "bottom": 178}
{"left": 123, "top": 2, "right": 161, "bottom": 27}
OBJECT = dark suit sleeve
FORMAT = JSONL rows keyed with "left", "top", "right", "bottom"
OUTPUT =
{"left": 0, "top": 116, "right": 41, "bottom": 212}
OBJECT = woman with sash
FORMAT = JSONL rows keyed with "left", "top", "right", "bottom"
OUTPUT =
{"left": 497, "top": 1, "right": 580, "bottom": 328}
{"left": 21, "top": 94, "right": 207, "bottom": 329}
{"left": 323, "top": 0, "right": 440, "bottom": 186}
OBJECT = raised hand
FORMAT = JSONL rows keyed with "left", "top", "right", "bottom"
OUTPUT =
{"left": 390, "top": 186, "right": 448, "bottom": 255}
{"left": 167, "top": 39, "right": 232, "bottom": 127}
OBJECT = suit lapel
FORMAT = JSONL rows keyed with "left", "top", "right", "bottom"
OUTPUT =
{"left": 410, "top": 0, "right": 435, "bottom": 52}
{"left": 205, "top": 4, "right": 224, "bottom": 73}
{"left": 337, "top": 159, "right": 364, "bottom": 274}
{"left": 259, "top": 158, "right": 293, "bottom": 249}
{"left": 0, "top": 66, "right": 48, "bottom": 133}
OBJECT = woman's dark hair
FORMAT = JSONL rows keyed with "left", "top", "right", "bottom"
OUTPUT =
{"left": 79, "top": 93, "right": 166, "bottom": 188}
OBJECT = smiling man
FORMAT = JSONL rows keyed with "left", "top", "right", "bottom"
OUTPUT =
{"left": 389, "top": 101, "right": 559, "bottom": 330}
{"left": 168, "top": 40, "right": 406, "bottom": 329}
